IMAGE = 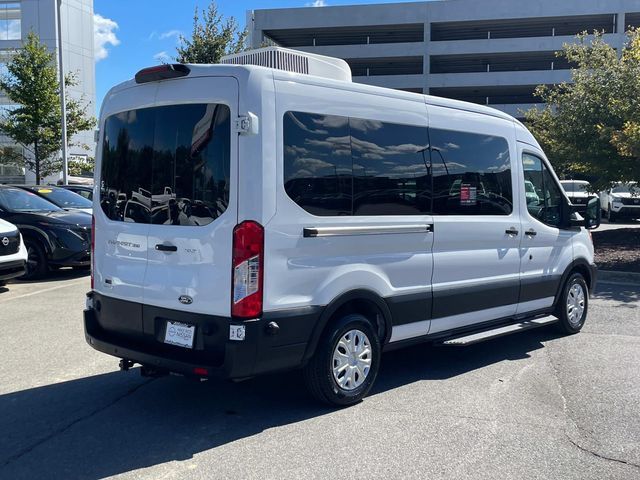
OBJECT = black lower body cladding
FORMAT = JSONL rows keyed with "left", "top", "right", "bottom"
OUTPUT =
{"left": 84, "top": 292, "right": 320, "bottom": 379}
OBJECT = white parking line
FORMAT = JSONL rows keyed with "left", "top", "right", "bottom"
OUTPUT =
{"left": 0, "top": 278, "right": 88, "bottom": 304}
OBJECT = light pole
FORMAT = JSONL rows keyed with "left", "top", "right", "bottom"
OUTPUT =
{"left": 56, "top": 0, "right": 69, "bottom": 184}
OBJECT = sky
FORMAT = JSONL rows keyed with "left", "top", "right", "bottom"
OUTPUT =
{"left": 93, "top": 0, "right": 406, "bottom": 112}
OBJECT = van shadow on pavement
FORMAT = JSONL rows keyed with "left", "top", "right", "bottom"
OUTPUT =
{"left": 0, "top": 326, "right": 563, "bottom": 480}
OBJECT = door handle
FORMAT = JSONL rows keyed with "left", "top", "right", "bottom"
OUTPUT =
{"left": 505, "top": 227, "right": 519, "bottom": 235}
{"left": 525, "top": 229, "right": 537, "bottom": 237}
{"left": 155, "top": 244, "right": 177, "bottom": 252}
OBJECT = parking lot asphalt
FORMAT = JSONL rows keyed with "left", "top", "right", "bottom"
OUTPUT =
{"left": 0, "top": 272, "right": 638, "bottom": 480}
{"left": 595, "top": 218, "right": 640, "bottom": 231}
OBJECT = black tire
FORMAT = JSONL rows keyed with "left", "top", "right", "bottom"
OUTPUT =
{"left": 607, "top": 206, "right": 616, "bottom": 223}
{"left": 73, "top": 265, "right": 91, "bottom": 271}
{"left": 22, "top": 239, "right": 48, "bottom": 280}
{"left": 303, "top": 313, "right": 381, "bottom": 407}
{"left": 556, "top": 273, "right": 589, "bottom": 334}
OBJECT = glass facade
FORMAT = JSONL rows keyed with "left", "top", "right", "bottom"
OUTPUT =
{"left": 0, "top": 2, "right": 20, "bottom": 41}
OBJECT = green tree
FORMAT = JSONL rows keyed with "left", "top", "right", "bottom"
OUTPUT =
{"left": 0, "top": 32, "right": 96, "bottom": 184}
{"left": 175, "top": 1, "right": 247, "bottom": 64}
{"left": 68, "top": 156, "right": 94, "bottom": 177}
{"left": 524, "top": 30, "right": 640, "bottom": 190}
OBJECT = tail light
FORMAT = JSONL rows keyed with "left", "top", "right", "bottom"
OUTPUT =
{"left": 232, "top": 221, "right": 264, "bottom": 319}
{"left": 91, "top": 214, "right": 95, "bottom": 290}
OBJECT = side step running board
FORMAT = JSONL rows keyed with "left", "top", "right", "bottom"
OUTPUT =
{"left": 441, "top": 316, "right": 558, "bottom": 346}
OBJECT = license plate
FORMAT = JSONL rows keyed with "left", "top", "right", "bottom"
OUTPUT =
{"left": 164, "top": 321, "right": 195, "bottom": 349}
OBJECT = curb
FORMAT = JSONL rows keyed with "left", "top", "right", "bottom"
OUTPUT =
{"left": 598, "top": 270, "right": 640, "bottom": 286}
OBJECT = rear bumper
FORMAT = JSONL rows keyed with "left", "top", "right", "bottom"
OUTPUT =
{"left": 0, "top": 259, "right": 26, "bottom": 281}
{"left": 84, "top": 292, "right": 320, "bottom": 379}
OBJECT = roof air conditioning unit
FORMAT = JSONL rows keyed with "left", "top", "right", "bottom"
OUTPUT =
{"left": 220, "top": 46, "right": 352, "bottom": 82}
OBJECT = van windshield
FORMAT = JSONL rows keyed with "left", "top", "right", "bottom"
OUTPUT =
{"left": 99, "top": 103, "right": 231, "bottom": 226}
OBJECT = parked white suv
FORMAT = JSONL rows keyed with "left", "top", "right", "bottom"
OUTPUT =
{"left": 600, "top": 182, "right": 640, "bottom": 222}
{"left": 85, "top": 48, "right": 600, "bottom": 406}
{"left": 0, "top": 218, "right": 27, "bottom": 286}
{"left": 560, "top": 180, "right": 598, "bottom": 215}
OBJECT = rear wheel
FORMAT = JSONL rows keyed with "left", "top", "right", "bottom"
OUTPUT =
{"left": 303, "top": 314, "right": 381, "bottom": 406}
{"left": 556, "top": 273, "right": 588, "bottom": 334}
{"left": 22, "top": 239, "right": 48, "bottom": 280}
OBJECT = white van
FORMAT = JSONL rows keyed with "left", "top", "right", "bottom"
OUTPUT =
{"left": 85, "top": 48, "right": 600, "bottom": 406}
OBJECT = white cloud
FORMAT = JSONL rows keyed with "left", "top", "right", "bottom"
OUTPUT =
{"left": 153, "top": 51, "right": 171, "bottom": 63}
{"left": 305, "top": 0, "right": 326, "bottom": 6}
{"left": 160, "top": 30, "right": 182, "bottom": 40}
{"left": 147, "top": 30, "right": 183, "bottom": 41}
{"left": 94, "top": 14, "right": 120, "bottom": 62}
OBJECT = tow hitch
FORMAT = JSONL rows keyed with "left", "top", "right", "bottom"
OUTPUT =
{"left": 119, "top": 359, "right": 135, "bottom": 371}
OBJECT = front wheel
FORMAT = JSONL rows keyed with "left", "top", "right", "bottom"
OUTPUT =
{"left": 607, "top": 206, "right": 616, "bottom": 223}
{"left": 22, "top": 240, "right": 48, "bottom": 280}
{"left": 556, "top": 273, "right": 589, "bottom": 334}
{"left": 303, "top": 314, "right": 381, "bottom": 406}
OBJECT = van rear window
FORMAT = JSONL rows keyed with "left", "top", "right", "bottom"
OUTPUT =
{"left": 99, "top": 104, "right": 230, "bottom": 226}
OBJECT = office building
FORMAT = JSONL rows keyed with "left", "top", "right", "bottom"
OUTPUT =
{"left": 0, "top": 0, "right": 95, "bottom": 184}
{"left": 249, "top": 0, "right": 640, "bottom": 118}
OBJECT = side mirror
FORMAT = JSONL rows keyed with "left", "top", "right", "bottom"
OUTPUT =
{"left": 571, "top": 197, "right": 601, "bottom": 229}
{"left": 584, "top": 196, "right": 601, "bottom": 229}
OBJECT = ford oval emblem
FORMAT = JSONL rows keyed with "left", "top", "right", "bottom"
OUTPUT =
{"left": 179, "top": 295, "right": 193, "bottom": 305}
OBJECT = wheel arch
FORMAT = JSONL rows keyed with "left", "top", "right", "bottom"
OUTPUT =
{"left": 17, "top": 225, "right": 53, "bottom": 255}
{"left": 553, "top": 258, "right": 596, "bottom": 308}
{"left": 302, "top": 289, "right": 393, "bottom": 365}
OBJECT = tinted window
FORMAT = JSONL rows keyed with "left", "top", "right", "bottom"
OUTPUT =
{"left": 523, "top": 153, "right": 563, "bottom": 227}
{"left": 283, "top": 111, "right": 352, "bottom": 216}
{"left": 284, "top": 111, "right": 431, "bottom": 216}
{"left": 31, "top": 187, "right": 92, "bottom": 209}
{"left": 351, "top": 119, "right": 431, "bottom": 215}
{"left": 100, "top": 104, "right": 230, "bottom": 226}
{"left": 0, "top": 188, "right": 62, "bottom": 212}
{"left": 430, "top": 128, "right": 512, "bottom": 215}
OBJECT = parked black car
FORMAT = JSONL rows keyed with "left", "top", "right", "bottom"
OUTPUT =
{"left": 59, "top": 184, "right": 94, "bottom": 201}
{"left": 0, "top": 185, "right": 92, "bottom": 279}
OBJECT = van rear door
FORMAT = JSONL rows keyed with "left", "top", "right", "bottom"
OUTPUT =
{"left": 97, "top": 77, "right": 238, "bottom": 318}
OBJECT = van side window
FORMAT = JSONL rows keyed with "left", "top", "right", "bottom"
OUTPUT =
{"left": 100, "top": 104, "right": 231, "bottom": 226}
{"left": 283, "top": 111, "right": 352, "bottom": 216}
{"left": 430, "top": 128, "right": 513, "bottom": 215}
{"left": 522, "top": 153, "right": 563, "bottom": 227}
{"left": 351, "top": 119, "right": 431, "bottom": 215}
{"left": 283, "top": 111, "right": 431, "bottom": 216}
